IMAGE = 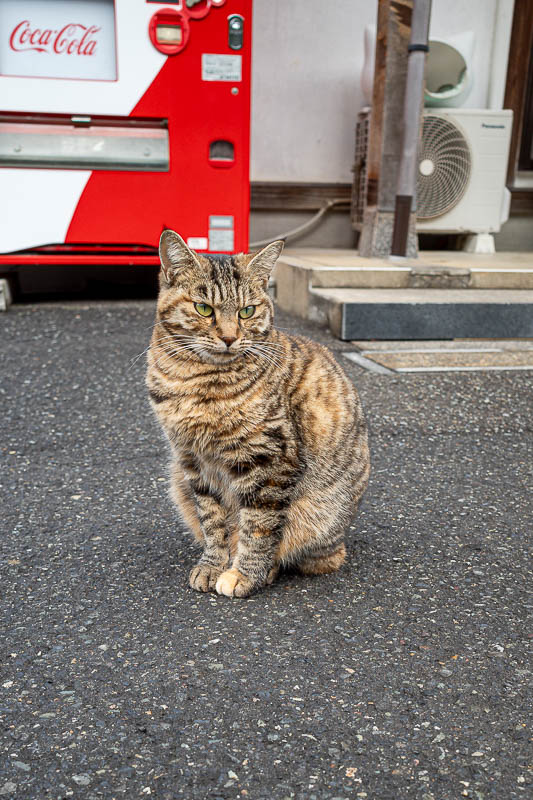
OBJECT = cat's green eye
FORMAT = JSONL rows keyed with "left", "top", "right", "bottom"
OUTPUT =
{"left": 238, "top": 305, "right": 256, "bottom": 319}
{"left": 194, "top": 302, "right": 214, "bottom": 317}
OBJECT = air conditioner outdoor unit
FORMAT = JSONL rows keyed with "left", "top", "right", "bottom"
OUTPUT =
{"left": 352, "top": 108, "right": 513, "bottom": 252}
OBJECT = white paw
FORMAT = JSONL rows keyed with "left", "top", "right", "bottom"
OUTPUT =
{"left": 215, "top": 568, "right": 253, "bottom": 598}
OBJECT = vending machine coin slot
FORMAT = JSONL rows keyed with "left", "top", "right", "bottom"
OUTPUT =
{"left": 228, "top": 14, "right": 244, "bottom": 50}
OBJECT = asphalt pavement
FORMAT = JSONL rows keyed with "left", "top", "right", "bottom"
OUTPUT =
{"left": 1, "top": 299, "right": 532, "bottom": 800}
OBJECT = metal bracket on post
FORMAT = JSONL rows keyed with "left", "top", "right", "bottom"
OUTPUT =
{"left": 391, "top": 0, "right": 432, "bottom": 257}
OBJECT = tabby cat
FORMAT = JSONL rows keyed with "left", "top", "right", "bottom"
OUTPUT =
{"left": 146, "top": 230, "right": 370, "bottom": 597}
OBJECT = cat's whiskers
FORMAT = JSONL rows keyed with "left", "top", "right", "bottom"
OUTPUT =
{"left": 139, "top": 333, "right": 283, "bottom": 373}
{"left": 132, "top": 335, "right": 180, "bottom": 359}
{"left": 130, "top": 332, "right": 201, "bottom": 368}
{"left": 154, "top": 353, "right": 190, "bottom": 372}
{"left": 143, "top": 319, "right": 166, "bottom": 331}
{"left": 153, "top": 342, "right": 204, "bottom": 371}
{"left": 153, "top": 346, "right": 185, "bottom": 366}
{"left": 156, "top": 333, "right": 198, "bottom": 344}
{"left": 250, "top": 341, "right": 284, "bottom": 354}
{"left": 130, "top": 343, "right": 178, "bottom": 370}
{"left": 153, "top": 337, "right": 197, "bottom": 352}
{"left": 255, "top": 344, "right": 284, "bottom": 354}
{"left": 251, "top": 338, "right": 284, "bottom": 349}
{"left": 242, "top": 338, "right": 284, "bottom": 351}
{"left": 156, "top": 342, "right": 201, "bottom": 358}
{"left": 245, "top": 350, "right": 279, "bottom": 375}
{"left": 244, "top": 346, "right": 282, "bottom": 370}
{"left": 248, "top": 351, "right": 283, "bottom": 370}
{"left": 129, "top": 343, "right": 156, "bottom": 368}
{"left": 245, "top": 341, "right": 284, "bottom": 364}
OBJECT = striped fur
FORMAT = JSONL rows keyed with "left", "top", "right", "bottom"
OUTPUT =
{"left": 146, "top": 231, "right": 370, "bottom": 597}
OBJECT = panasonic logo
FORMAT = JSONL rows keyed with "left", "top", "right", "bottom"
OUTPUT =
{"left": 481, "top": 123, "right": 505, "bottom": 129}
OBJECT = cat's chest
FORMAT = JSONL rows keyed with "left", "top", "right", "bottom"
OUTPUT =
{"left": 158, "top": 387, "right": 268, "bottom": 451}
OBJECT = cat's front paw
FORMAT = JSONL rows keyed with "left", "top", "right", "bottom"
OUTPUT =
{"left": 189, "top": 563, "right": 223, "bottom": 592}
{"left": 215, "top": 567, "right": 256, "bottom": 598}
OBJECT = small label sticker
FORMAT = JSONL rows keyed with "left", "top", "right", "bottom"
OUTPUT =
{"left": 209, "top": 229, "right": 234, "bottom": 252}
{"left": 187, "top": 237, "right": 208, "bottom": 250}
{"left": 202, "top": 54, "right": 242, "bottom": 82}
{"left": 209, "top": 215, "right": 234, "bottom": 229}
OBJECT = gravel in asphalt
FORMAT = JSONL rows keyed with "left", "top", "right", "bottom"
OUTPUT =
{"left": 1, "top": 300, "right": 532, "bottom": 799}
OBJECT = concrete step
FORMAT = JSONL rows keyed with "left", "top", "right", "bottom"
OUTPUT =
{"left": 308, "top": 288, "right": 533, "bottom": 340}
{"left": 275, "top": 250, "right": 533, "bottom": 293}
{"left": 274, "top": 249, "right": 533, "bottom": 340}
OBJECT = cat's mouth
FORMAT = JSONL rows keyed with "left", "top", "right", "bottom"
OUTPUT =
{"left": 201, "top": 347, "right": 243, "bottom": 364}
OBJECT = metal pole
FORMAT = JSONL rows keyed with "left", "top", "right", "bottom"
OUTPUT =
{"left": 390, "top": 0, "right": 432, "bottom": 257}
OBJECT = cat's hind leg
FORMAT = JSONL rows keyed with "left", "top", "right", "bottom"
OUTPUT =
{"left": 297, "top": 543, "right": 346, "bottom": 575}
{"left": 267, "top": 563, "right": 280, "bottom": 584}
{"left": 276, "top": 483, "right": 356, "bottom": 575}
{"left": 169, "top": 460, "right": 204, "bottom": 542}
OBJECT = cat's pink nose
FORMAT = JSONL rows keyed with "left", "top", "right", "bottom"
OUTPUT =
{"left": 221, "top": 336, "right": 237, "bottom": 348}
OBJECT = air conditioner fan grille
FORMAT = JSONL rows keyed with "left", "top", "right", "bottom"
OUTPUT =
{"left": 417, "top": 115, "right": 472, "bottom": 219}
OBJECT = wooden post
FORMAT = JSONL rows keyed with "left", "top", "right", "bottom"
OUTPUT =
{"left": 358, "top": 0, "right": 418, "bottom": 258}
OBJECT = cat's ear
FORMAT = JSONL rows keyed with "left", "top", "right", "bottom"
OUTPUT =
{"left": 159, "top": 229, "right": 201, "bottom": 284}
{"left": 246, "top": 240, "right": 284, "bottom": 286}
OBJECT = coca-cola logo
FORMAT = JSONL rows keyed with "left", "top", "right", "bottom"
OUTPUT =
{"left": 9, "top": 20, "right": 100, "bottom": 56}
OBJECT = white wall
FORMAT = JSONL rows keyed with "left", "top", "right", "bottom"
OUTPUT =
{"left": 251, "top": 0, "right": 512, "bottom": 183}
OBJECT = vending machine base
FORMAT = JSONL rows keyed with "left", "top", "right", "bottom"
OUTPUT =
{"left": 0, "top": 244, "right": 161, "bottom": 269}
{"left": 0, "top": 244, "right": 162, "bottom": 300}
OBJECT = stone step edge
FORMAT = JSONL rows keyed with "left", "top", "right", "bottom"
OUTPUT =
{"left": 308, "top": 288, "right": 533, "bottom": 341}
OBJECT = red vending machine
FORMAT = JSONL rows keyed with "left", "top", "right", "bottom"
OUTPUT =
{"left": 0, "top": 0, "right": 251, "bottom": 275}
